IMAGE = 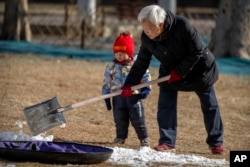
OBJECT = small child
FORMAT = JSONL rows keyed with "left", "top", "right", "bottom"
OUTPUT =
{"left": 102, "top": 31, "right": 152, "bottom": 147}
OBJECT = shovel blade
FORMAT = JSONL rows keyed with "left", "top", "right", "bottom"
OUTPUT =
{"left": 23, "top": 97, "right": 66, "bottom": 136}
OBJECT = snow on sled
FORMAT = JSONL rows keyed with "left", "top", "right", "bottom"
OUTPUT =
{"left": 0, "top": 141, "right": 113, "bottom": 164}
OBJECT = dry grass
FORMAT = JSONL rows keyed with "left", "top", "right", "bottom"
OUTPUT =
{"left": 0, "top": 53, "right": 249, "bottom": 166}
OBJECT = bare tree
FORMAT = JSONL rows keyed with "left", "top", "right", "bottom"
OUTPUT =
{"left": 209, "top": 0, "right": 250, "bottom": 59}
{"left": 0, "top": 0, "right": 31, "bottom": 41}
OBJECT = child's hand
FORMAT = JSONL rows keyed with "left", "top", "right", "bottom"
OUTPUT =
{"left": 121, "top": 86, "right": 132, "bottom": 97}
{"left": 104, "top": 98, "right": 112, "bottom": 110}
{"left": 140, "top": 87, "right": 150, "bottom": 99}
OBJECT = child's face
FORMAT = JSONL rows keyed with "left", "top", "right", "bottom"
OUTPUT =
{"left": 114, "top": 52, "right": 130, "bottom": 62}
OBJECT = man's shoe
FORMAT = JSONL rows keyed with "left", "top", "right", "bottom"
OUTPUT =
{"left": 140, "top": 138, "right": 150, "bottom": 147}
{"left": 210, "top": 145, "right": 224, "bottom": 154}
{"left": 153, "top": 144, "right": 175, "bottom": 152}
{"left": 114, "top": 138, "right": 125, "bottom": 144}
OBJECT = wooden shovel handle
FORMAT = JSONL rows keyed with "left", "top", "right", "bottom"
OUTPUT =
{"left": 58, "top": 75, "right": 169, "bottom": 112}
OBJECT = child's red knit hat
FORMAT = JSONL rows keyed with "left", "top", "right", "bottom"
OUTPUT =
{"left": 113, "top": 32, "right": 134, "bottom": 57}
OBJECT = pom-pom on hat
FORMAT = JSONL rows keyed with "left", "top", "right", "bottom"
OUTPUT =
{"left": 113, "top": 32, "right": 134, "bottom": 57}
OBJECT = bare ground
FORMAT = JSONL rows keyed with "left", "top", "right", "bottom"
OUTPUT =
{"left": 0, "top": 53, "right": 249, "bottom": 167}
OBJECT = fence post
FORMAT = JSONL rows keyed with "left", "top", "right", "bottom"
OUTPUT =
{"left": 77, "top": 0, "right": 96, "bottom": 26}
{"left": 158, "top": 0, "right": 176, "bottom": 14}
{"left": 64, "top": 2, "right": 69, "bottom": 37}
{"left": 81, "top": 19, "right": 85, "bottom": 49}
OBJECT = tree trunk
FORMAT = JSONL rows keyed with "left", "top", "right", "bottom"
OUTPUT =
{"left": 209, "top": 0, "right": 250, "bottom": 59}
{"left": 0, "top": 0, "right": 31, "bottom": 41}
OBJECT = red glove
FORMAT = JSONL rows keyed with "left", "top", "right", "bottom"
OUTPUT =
{"left": 121, "top": 86, "right": 132, "bottom": 97}
{"left": 168, "top": 70, "right": 181, "bottom": 83}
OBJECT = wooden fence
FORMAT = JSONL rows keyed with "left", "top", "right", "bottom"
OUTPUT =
{"left": 0, "top": 2, "right": 217, "bottom": 49}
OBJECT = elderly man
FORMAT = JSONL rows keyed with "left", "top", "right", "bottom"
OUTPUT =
{"left": 120, "top": 5, "right": 224, "bottom": 154}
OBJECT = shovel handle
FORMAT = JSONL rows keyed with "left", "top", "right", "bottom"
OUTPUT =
{"left": 57, "top": 75, "right": 169, "bottom": 112}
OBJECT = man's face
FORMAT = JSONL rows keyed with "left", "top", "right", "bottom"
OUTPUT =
{"left": 141, "top": 19, "right": 164, "bottom": 39}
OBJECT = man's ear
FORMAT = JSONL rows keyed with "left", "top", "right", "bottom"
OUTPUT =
{"left": 159, "top": 23, "right": 164, "bottom": 29}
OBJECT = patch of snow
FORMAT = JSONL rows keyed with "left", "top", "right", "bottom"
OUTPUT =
{"left": 0, "top": 130, "right": 229, "bottom": 166}
{"left": 0, "top": 131, "right": 53, "bottom": 141}
{"left": 15, "top": 121, "right": 26, "bottom": 128}
{"left": 108, "top": 146, "right": 229, "bottom": 166}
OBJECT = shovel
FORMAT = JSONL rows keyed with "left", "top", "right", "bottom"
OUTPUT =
{"left": 23, "top": 76, "right": 170, "bottom": 136}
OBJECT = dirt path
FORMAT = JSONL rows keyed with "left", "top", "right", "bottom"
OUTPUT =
{"left": 0, "top": 53, "right": 249, "bottom": 166}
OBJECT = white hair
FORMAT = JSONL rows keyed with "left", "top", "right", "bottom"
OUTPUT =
{"left": 138, "top": 5, "right": 167, "bottom": 26}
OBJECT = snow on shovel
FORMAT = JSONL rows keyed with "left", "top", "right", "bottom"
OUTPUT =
{"left": 23, "top": 76, "right": 170, "bottom": 136}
